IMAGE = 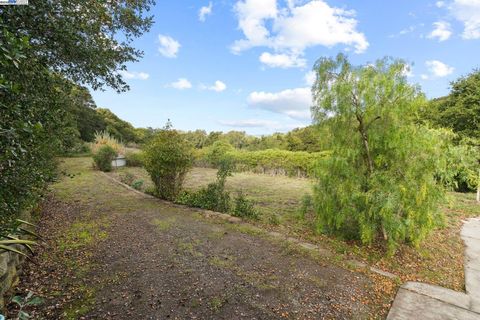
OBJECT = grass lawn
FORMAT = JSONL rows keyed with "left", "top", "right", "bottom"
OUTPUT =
{"left": 108, "top": 165, "right": 480, "bottom": 294}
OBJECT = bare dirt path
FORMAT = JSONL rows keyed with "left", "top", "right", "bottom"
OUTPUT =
{"left": 14, "top": 158, "right": 381, "bottom": 319}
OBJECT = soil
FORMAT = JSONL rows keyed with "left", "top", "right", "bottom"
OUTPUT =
{"left": 10, "top": 158, "right": 381, "bottom": 319}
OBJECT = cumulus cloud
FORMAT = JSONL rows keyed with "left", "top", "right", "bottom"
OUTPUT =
{"left": 201, "top": 80, "right": 227, "bottom": 92}
{"left": 167, "top": 78, "right": 192, "bottom": 90}
{"left": 232, "top": 0, "right": 368, "bottom": 68}
{"left": 450, "top": 0, "right": 480, "bottom": 39}
{"left": 436, "top": 1, "right": 446, "bottom": 8}
{"left": 425, "top": 60, "right": 455, "bottom": 78}
{"left": 427, "top": 21, "right": 452, "bottom": 41}
{"left": 158, "top": 34, "right": 180, "bottom": 58}
{"left": 259, "top": 52, "right": 306, "bottom": 68}
{"left": 118, "top": 70, "right": 150, "bottom": 80}
{"left": 304, "top": 71, "right": 316, "bottom": 86}
{"left": 247, "top": 87, "right": 312, "bottom": 120}
{"left": 199, "top": 2, "right": 213, "bottom": 22}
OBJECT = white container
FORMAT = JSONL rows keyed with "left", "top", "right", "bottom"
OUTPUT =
{"left": 112, "top": 155, "right": 126, "bottom": 168}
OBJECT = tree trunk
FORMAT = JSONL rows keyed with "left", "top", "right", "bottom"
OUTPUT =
{"left": 356, "top": 114, "right": 374, "bottom": 176}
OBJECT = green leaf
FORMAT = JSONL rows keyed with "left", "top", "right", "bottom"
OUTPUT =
{"left": 25, "top": 296, "right": 44, "bottom": 306}
{"left": 11, "top": 296, "right": 23, "bottom": 306}
{"left": 0, "top": 245, "right": 29, "bottom": 257}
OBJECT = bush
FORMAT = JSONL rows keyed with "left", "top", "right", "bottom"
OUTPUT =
{"left": 176, "top": 160, "right": 233, "bottom": 212}
{"left": 91, "top": 131, "right": 125, "bottom": 155}
{"left": 131, "top": 179, "right": 144, "bottom": 190}
{"left": 125, "top": 151, "right": 144, "bottom": 167}
{"left": 93, "top": 145, "right": 117, "bottom": 172}
{"left": 233, "top": 192, "right": 259, "bottom": 220}
{"left": 143, "top": 129, "right": 193, "bottom": 200}
{"left": 195, "top": 148, "right": 329, "bottom": 178}
{"left": 206, "top": 141, "right": 234, "bottom": 166}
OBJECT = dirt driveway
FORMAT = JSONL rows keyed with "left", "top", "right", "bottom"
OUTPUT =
{"left": 13, "top": 158, "right": 381, "bottom": 319}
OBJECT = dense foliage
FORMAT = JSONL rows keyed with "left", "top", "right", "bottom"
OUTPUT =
{"left": 195, "top": 148, "right": 328, "bottom": 178}
{"left": 180, "top": 126, "right": 325, "bottom": 153}
{"left": 143, "top": 129, "right": 193, "bottom": 201}
{"left": 93, "top": 145, "right": 117, "bottom": 172}
{"left": 1, "top": 0, "right": 153, "bottom": 228}
{"left": 424, "top": 70, "right": 480, "bottom": 139}
{"left": 311, "top": 54, "right": 446, "bottom": 252}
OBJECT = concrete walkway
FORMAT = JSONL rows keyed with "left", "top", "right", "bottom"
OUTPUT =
{"left": 387, "top": 218, "right": 480, "bottom": 319}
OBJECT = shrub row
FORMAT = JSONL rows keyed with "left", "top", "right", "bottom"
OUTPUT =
{"left": 194, "top": 148, "right": 330, "bottom": 178}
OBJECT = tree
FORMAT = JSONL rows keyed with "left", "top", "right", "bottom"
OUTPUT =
{"left": 143, "top": 129, "right": 193, "bottom": 201}
{"left": 97, "top": 108, "right": 137, "bottom": 143}
{"left": 1, "top": 0, "right": 153, "bottom": 226}
{"left": 1, "top": 0, "right": 154, "bottom": 92}
{"left": 424, "top": 70, "right": 480, "bottom": 139}
{"left": 311, "top": 54, "right": 445, "bottom": 253}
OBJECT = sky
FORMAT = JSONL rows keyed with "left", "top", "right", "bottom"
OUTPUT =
{"left": 91, "top": 0, "right": 480, "bottom": 135}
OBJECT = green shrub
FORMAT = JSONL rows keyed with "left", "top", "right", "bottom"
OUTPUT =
{"left": 233, "top": 192, "right": 259, "bottom": 220}
{"left": 143, "top": 129, "right": 193, "bottom": 201}
{"left": 175, "top": 160, "right": 233, "bottom": 212}
{"left": 206, "top": 141, "right": 234, "bottom": 166}
{"left": 93, "top": 145, "right": 117, "bottom": 172}
{"left": 125, "top": 151, "right": 144, "bottom": 167}
{"left": 131, "top": 179, "right": 144, "bottom": 190}
{"left": 195, "top": 148, "right": 329, "bottom": 178}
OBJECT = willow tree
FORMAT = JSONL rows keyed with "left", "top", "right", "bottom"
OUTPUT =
{"left": 311, "top": 54, "right": 445, "bottom": 253}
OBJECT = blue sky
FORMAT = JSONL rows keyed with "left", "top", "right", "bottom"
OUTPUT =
{"left": 91, "top": 0, "right": 480, "bottom": 135}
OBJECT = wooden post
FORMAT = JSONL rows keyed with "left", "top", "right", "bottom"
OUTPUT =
{"left": 477, "top": 169, "right": 480, "bottom": 203}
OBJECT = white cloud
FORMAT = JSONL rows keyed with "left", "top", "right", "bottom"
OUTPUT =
{"left": 450, "top": 0, "right": 480, "bottom": 39}
{"left": 232, "top": 0, "right": 368, "bottom": 68}
{"left": 158, "top": 34, "right": 180, "bottom": 58}
{"left": 199, "top": 2, "right": 213, "bottom": 22}
{"left": 436, "top": 1, "right": 446, "bottom": 8}
{"left": 304, "top": 71, "right": 316, "bottom": 86}
{"left": 201, "top": 80, "right": 227, "bottom": 92}
{"left": 425, "top": 60, "right": 455, "bottom": 77}
{"left": 167, "top": 78, "right": 192, "bottom": 90}
{"left": 247, "top": 87, "right": 312, "bottom": 120}
{"left": 427, "top": 21, "right": 452, "bottom": 41}
{"left": 402, "top": 65, "right": 414, "bottom": 78}
{"left": 259, "top": 52, "right": 306, "bottom": 68}
{"left": 118, "top": 70, "right": 150, "bottom": 80}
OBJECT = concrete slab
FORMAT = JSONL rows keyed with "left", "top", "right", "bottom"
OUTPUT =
{"left": 402, "top": 282, "right": 471, "bottom": 309}
{"left": 464, "top": 237, "right": 480, "bottom": 271}
{"left": 387, "top": 217, "right": 480, "bottom": 319}
{"left": 461, "top": 219, "right": 480, "bottom": 240}
{"left": 466, "top": 267, "right": 480, "bottom": 298}
{"left": 387, "top": 288, "right": 480, "bottom": 320}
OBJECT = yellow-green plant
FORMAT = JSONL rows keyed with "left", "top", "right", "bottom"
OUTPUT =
{"left": 90, "top": 131, "right": 125, "bottom": 155}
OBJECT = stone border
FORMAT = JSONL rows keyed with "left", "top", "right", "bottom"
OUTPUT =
{"left": 101, "top": 171, "right": 399, "bottom": 281}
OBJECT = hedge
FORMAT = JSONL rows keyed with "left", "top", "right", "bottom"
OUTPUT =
{"left": 194, "top": 148, "right": 330, "bottom": 178}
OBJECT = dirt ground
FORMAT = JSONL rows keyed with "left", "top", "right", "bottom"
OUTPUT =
{"left": 10, "top": 158, "right": 384, "bottom": 319}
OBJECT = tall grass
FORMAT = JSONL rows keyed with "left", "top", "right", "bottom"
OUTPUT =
{"left": 90, "top": 131, "right": 125, "bottom": 155}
